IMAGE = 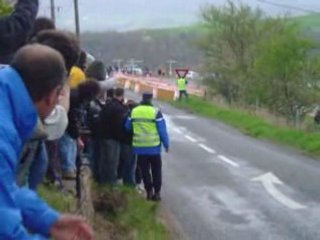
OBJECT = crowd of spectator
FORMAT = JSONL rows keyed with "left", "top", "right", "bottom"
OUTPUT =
{"left": 0, "top": 0, "right": 170, "bottom": 239}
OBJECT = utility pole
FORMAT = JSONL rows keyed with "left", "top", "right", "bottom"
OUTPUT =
{"left": 74, "top": 0, "right": 80, "bottom": 40}
{"left": 167, "top": 60, "right": 177, "bottom": 77}
{"left": 50, "top": 0, "right": 56, "bottom": 25}
{"left": 112, "top": 59, "right": 123, "bottom": 72}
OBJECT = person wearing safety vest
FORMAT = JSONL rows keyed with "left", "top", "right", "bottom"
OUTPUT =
{"left": 125, "top": 92, "right": 169, "bottom": 201}
{"left": 177, "top": 77, "right": 188, "bottom": 100}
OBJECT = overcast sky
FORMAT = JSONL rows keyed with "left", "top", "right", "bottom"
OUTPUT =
{"left": 38, "top": 0, "right": 320, "bottom": 32}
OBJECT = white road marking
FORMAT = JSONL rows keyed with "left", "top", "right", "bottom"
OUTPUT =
{"left": 185, "top": 135, "right": 198, "bottom": 143}
{"left": 173, "top": 115, "right": 196, "bottom": 120}
{"left": 177, "top": 126, "right": 187, "bottom": 131}
{"left": 252, "top": 172, "right": 307, "bottom": 210}
{"left": 174, "top": 128, "right": 183, "bottom": 134}
{"left": 198, "top": 144, "right": 216, "bottom": 154}
{"left": 218, "top": 155, "right": 240, "bottom": 168}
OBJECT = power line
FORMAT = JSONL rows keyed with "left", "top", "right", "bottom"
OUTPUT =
{"left": 257, "top": 0, "right": 320, "bottom": 14}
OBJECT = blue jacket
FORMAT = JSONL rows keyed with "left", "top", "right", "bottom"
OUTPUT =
{"left": 125, "top": 104, "right": 169, "bottom": 155}
{"left": 0, "top": 0, "right": 39, "bottom": 64}
{"left": 0, "top": 67, "right": 59, "bottom": 239}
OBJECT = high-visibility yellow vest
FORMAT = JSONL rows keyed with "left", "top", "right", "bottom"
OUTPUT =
{"left": 177, "top": 78, "right": 187, "bottom": 91}
{"left": 131, "top": 105, "right": 160, "bottom": 147}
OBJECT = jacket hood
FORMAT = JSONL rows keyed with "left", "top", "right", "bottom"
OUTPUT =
{"left": 0, "top": 67, "right": 37, "bottom": 144}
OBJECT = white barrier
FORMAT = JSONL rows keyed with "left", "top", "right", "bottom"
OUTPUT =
{"left": 124, "top": 80, "right": 130, "bottom": 89}
{"left": 152, "top": 88, "right": 158, "bottom": 99}
{"left": 134, "top": 83, "right": 140, "bottom": 93}
{"left": 117, "top": 75, "right": 206, "bottom": 101}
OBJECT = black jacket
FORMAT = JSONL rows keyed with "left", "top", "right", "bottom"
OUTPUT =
{"left": 99, "top": 98, "right": 130, "bottom": 143}
{"left": 66, "top": 89, "right": 89, "bottom": 139}
{"left": 87, "top": 98, "right": 104, "bottom": 137}
{"left": 0, "top": 0, "right": 39, "bottom": 64}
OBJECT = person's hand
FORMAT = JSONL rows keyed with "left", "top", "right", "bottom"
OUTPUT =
{"left": 77, "top": 138, "right": 85, "bottom": 150}
{"left": 50, "top": 214, "right": 94, "bottom": 240}
{"left": 165, "top": 148, "right": 169, "bottom": 153}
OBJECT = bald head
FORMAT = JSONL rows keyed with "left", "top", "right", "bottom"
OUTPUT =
{"left": 11, "top": 44, "right": 66, "bottom": 102}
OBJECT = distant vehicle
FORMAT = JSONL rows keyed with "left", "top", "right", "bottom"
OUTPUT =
{"left": 122, "top": 64, "right": 143, "bottom": 75}
{"left": 186, "top": 70, "right": 200, "bottom": 80}
{"left": 132, "top": 67, "right": 143, "bottom": 75}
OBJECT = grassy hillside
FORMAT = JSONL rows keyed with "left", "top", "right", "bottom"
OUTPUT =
{"left": 81, "top": 14, "right": 320, "bottom": 71}
{"left": 81, "top": 27, "right": 203, "bottom": 70}
{"left": 293, "top": 14, "right": 320, "bottom": 32}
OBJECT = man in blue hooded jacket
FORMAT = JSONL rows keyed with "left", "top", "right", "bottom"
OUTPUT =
{"left": 0, "top": 44, "right": 93, "bottom": 239}
{"left": 0, "top": 0, "right": 39, "bottom": 64}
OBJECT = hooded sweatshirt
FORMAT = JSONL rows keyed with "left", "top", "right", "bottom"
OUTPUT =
{"left": 0, "top": 66, "right": 59, "bottom": 239}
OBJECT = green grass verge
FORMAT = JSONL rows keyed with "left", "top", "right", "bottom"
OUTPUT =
{"left": 39, "top": 184, "right": 169, "bottom": 239}
{"left": 93, "top": 186, "right": 169, "bottom": 240}
{"left": 38, "top": 185, "right": 76, "bottom": 212}
{"left": 171, "top": 97, "right": 320, "bottom": 157}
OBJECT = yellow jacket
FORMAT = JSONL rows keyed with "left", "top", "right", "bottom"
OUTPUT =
{"left": 69, "top": 66, "right": 86, "bottom": 88}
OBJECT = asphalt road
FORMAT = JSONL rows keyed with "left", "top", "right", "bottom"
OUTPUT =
{"left": 126, "top": 91, "right": 320, "bottom": 240}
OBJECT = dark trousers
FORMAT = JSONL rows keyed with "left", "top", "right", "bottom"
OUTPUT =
{"left": 135, "top": 164, "right": 142, "bottom": 185}
{"left": 179, "top": 90, "right": 188, "bottom": 100}
{"left": 99, "top": 139, "right": 120, "bottom": 184}
{"left": 46, "top": 140, "right": 63, "bottom": 187}
{"left": 118, "top": 144, "right": 137, "bottom": 185}
{"left": 85, "top": 137, "right": 101, "bottom": 182}
{"left": 138, "top": 155, "right": 162, "bottom": 194}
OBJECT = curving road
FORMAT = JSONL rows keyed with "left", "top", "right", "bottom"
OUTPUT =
{"left": 126, "top": 91, "right": 320, "bottom": 240}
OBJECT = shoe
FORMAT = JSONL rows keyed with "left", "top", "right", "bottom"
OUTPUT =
{"left": 62, "top": 170, "right": 76, "bottom": 180}
{"left": 136, "top": 184, "right": 145, "bottom": 195}
{"left": 146, "top": 191, "right": 153, "bottom": 201}
{"left": 152, "top": 192, "right": 161, "bottom": 202}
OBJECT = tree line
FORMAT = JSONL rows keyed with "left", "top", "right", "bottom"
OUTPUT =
{"left": 199, "top": 0, "right": 320, "bottom": 126}
{"left": 81, "top": 28, "right": 203, "bottom": 72}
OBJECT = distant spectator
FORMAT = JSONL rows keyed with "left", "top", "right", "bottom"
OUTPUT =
{"left": 86, "top": 60, "right": 106, "bottom": 81}
{"left": 99, "top": 88, "right": 127, "bottom": 184}
{"left": 118, "top": 100, "right": 138, "bottom": 186}
{"left": 1, "top": 44, "right": 93, "bottom": 239}
{"left": 86, "top": 81, "right": 106, "bottom": 181}
{"left": 61, "top": 80, "right": 100, "bottom": 179}
{"left": 106, "top": 88, "right": 115, "bottom": 103}
{"left": 84, "top": 61, "right": 107, "bottom": 180}
{"left": 107, "top": 65, "right": 113, "bottom": 77}
{"left": 70, "top": 50, "right": 87, "bottom": 88}
{"left": 18, "top": 30, "right": 80, "bottom": 189}
{"left": 315, "top": 108, "right": 320, "bottom": 125}
{"left": 32, "top": 29, "right": 80, "bottom": 74}
{"left": 31, "top": 29, "right": 80, "bottom": 186}
{"left": 0, "top": 0, "right": 39, "bottom": 64}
